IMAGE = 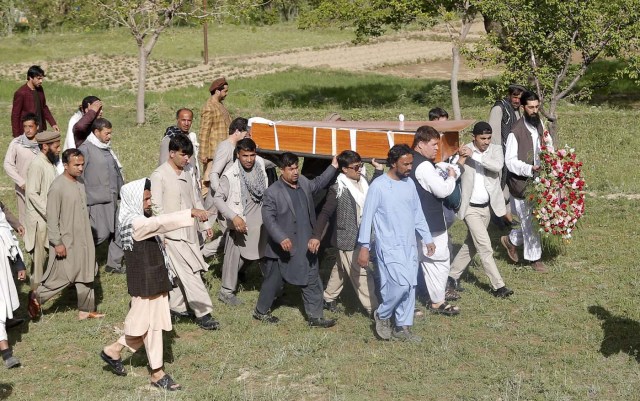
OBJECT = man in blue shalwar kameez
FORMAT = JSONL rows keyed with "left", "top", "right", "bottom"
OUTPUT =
{"left": 357, "top": 144, "right": 435, "bottom": 342}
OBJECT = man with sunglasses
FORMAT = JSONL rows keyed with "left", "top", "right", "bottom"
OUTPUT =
{"left": 309, "top": 151, "right": 383, "bottom": 316}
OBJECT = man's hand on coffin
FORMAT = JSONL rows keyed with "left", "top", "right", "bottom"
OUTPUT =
{"left": 308, "top": 239, "right": 320, "bottom": 254}
{"left": 232, "top": 215, "right": 247, "bottom": 233}
{"left": 280, "top": 238, "right": 292, "bottom": 252}
{"left": 424, "top": 242, "right": 436, "bottom": 257}
{"left": 55, "top": 244, "right": 67, "bottom": 259}
{"left": 331, "top": 155, "right": 339, "bottom": 169}
{"left": 370, "top": 158, "right": 384, "bottom": 171}
{"left": 357, "top": 247, "right": 370, "bottom": 269}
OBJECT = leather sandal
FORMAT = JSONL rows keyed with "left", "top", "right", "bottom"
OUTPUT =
{"left": 79, "top": 311, "right": 106, "bottom": 320}
{"left": 429, "top": 302, "right": 460, "bottom": 316}
{"left": 100, "top": 351, "right": 127, "bottom": 376}
{"left": 151, "top": 374, "right": 182, "bottom": 391}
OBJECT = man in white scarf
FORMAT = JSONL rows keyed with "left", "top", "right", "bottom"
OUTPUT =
{"left": 0, "top": 201, "right": 26, "bottom": 369}
{"left": 308, "top": 151, "right": 384, "bottom": 316}
{"left": 78, "top": 118, "right": 125, "bottom": 274}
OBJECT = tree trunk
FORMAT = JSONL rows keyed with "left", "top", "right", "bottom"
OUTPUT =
{"left": 450, "top": 44, "right": 462, "bottom": 120}
{"left": 546, "top": 98, "right": 559, "bottom": 143}
{"left": 136, "top": 45, "right": 147, "bottom": 125}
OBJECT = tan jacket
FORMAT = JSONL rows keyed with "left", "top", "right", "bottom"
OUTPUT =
{"left": 457, "top": 142, "right": 506, "bottom": 219}
{"left": 150, "top": 162, "right": 211, "bottom": 243}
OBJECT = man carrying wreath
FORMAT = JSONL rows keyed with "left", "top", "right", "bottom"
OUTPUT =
{"left": 502, "top": 91, "right": 553, "bottom": 272}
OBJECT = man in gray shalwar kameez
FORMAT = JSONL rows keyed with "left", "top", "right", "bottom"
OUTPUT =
{"left": 78, "top": 118, "right": 125, "bottom": 273}
{"left": 28, "top": 148, "right": 104, "bottom": 321}
{"left": 212, "top": 138, "right": 267, "bottom": 306}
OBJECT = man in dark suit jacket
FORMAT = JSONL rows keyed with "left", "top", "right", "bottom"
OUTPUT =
{"left": 254, "top": 152, "right": 338, "bottom": 327}
{"left": 11, "top": 65, "right": 58, "bottom": 137}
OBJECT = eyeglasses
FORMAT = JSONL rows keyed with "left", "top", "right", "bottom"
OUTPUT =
{"left": 346, "top": 163, "right": 363, "bottom": 171}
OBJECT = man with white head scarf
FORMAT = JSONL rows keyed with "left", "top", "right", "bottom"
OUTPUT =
{"left": 100, "top": 178, "right": 210, "bottom": 391}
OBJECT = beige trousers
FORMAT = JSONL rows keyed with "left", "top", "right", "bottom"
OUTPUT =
{"left": 29, "top": 224, "right": 48, "bottom": 291}
{"left": 118, "top": 332, "right": 163, "bottom": 370}
{"left": 450, "top": 205, "right": 505, "bottom": 290}
{"left": 323, "top": 249, "right": 379, "bottom": 314}
{"left": 36, "top": 279, "right": 94, "bottom": 312}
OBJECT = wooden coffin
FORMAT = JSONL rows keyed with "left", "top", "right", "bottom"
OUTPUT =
{"left": 251, "top": 120, "right": 475, "bottom": 162}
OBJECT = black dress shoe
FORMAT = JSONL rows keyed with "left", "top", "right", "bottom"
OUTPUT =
{"left": 323, "top": 300, "right": 342, "bottom": 313}
{"left": 170, "top": 309, "right": 193, "bottom": 320}
{"left": 253, "top": 309, "right": 279, "bottom": 324}
{"left": 5, "top": 318, "right": 25, "bottom": 329}
{"left": 493, "top": 286, "right": 514, "bottom": 298}
{"left": 447, "top": 276, "right": 465, "bottom": 292}
{"left": 308, "top": 317, "right": 337, "bottom": 328}
{"left": 195, "top": 314, "right": 220, "bottom": 330}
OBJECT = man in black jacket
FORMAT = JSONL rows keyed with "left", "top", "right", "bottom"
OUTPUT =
{"left": 308, "top": 150, "right": 383, "bottom": 315}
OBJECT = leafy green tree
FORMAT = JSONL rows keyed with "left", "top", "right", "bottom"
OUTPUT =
{"left": 475, "top": 0, "right": 640, "bottom": 136}
{"left": 300, "top": 0, "right": 475, "bottom": 120}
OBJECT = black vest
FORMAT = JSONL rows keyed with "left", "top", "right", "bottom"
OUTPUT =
{"left": 124, "top": 238, "right": 172, "bottom": 298}
{"left": 410, "top": 150, "right": 446, "bottom": 233}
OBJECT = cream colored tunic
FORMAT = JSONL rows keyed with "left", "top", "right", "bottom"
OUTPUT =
{"left": 24, "top": 153, "right": 57, "bottom": 252}
{"left": 3, "top": 137, "right": 38, "bottom": 225}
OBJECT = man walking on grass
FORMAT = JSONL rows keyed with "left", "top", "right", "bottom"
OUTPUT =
{"left": 24, "top": 131, "right": 60, "bottom": 292}
{"left": 254, "top": 152, "right": 338, "bottom": 327}
{"left": 28, "top": 149, "right": 104, "bottom": 321}
{"left": 150, "top": 135, "right": 220, "bottom": 330}
{"left": 357, "top": 144, "right": 434, "bottom": 342}
{"left": 11, "top": 65, "right": 58, "bottom": 137}
{"left": 448, "top": 122, "right": 514, "bottom": 298}
{"left": 100, "top": 178, "right": 210, "bottom": 391}
{"left": 501, "top": 91, "right": 553, "bottom": 273}
{"left": 79, "top": 118, "right": 125, "bottom": 274}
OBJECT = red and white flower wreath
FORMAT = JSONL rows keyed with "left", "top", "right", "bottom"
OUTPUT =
{"left": 527, "top": 131, "right": 586, "bottom": 240}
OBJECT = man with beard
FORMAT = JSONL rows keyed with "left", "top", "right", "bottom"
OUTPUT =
{"left": 28, "top": 149, "right": 105, "bottom": 320}
{"left": 24, "top": 131, "right": 61, "bottom": 292}
{"left": 11, "top": 65, "right": 58, "bottom": 137}
{"left": 158, "top": 108, "right": 201, "bottom": 186}
{"left": 489, "top": 84, "right": 526, "bottom": 221}
{"left": 199, "top": 77, "right": 232, "bottom": 196}
{"left": 150, "top": 135, "right": 220, "bottom": 330}
{"left": 79, "top": 118, "right": 125, "bottom": 274}
{"left": 100, "top": 178, "right": 210, "bottom": 390}
{"left": 4, "top": 113, "right": 40, "bottom": 226}
{"left": 254, "top": 152, "right": 338, "bottom": 327}
{"left": 212, "top": 138, "right": 267, "bottom": 306}
{"left": 502, "top": 91, "right": 553, "bottom": 272}
{"left": 357, "top": 144, "right": 434, "bottom": 342}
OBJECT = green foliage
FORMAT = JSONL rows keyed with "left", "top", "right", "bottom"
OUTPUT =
{"left": 299, "top": 0, "right": 439, "bottom": 42}
{"left": 474, "top": 0, "right": 640, "bottom": 120}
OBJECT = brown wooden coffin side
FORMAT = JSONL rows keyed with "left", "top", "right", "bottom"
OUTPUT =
{"left": 251, "top": 121, "right": 469, "bottom": 161}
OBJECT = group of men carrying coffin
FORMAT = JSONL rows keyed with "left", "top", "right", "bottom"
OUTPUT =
{"left": 2, "top": 71, "right": 550, "bottom": 390}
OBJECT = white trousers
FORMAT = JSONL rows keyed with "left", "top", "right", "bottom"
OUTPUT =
{"left": 509, "top": 197, "right": 542, "bottom": 262}
{"left": 420, "top": 231, "right": 450, "bottom": 304}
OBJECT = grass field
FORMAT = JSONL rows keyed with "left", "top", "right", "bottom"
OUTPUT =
{"left": 1, "top": 24, "right": 640, "bottom": 401}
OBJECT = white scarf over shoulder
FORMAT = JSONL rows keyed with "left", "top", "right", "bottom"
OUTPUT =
{"left": 86, "top": 133, "right": 123, "bottom": 172}
{"left": 336, "top": 173, "right": 369, "bottom": 217}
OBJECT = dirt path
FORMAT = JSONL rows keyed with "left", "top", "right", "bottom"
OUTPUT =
{"left": 0, "top": 22, "right": 498, "bottom": 91}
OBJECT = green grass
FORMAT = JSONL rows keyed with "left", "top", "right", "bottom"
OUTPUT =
{"left": 1, "top": 26, "right": 640, "bottom": 401}
{"left": 0, "top": 23, "right": 354, "bottom": 64}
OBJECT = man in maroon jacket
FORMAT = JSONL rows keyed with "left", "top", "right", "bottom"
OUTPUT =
{"left": 11, "top": 66, "right": 58, "bottom": 138}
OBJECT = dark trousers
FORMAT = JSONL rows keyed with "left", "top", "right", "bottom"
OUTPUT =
{"left": 256, "top": 258, "right": 324, "bottom": 319}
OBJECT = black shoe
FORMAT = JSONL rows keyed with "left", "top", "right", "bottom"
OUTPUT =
{"left": 170, "top": 309, "right": 193, "bottom": 321}
{"left": 447, "top": 276, "right": 465, "bottom": 292}
{"left": 105, "top": 265, "right": 126, "bottom": 274}
{"left": 308, "top": 317, "right": 337, "bottom": 328}
{"left": 493, "top": 286, "right": 514, "bottom": 298}
{"left": 5, "top": 318, "right": 24, "bottom": 329}
{"left": 323, "top": 300, "right": 342, "bottom": 313}
{"left": 195, "top": 314, "right": 220, "bottom": 330}
{"left": 253, "top": 309, "right": 279, "bottom": 324}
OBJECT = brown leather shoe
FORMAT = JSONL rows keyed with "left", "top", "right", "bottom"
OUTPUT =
{"left": 530, "top": 260, "right": 548, "bottom": 273}
{"left": 500, "top": 236, "right": 519, "bottom": 263}
{"left": 27, "top": 290, "right": 41, "bottom": 319}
